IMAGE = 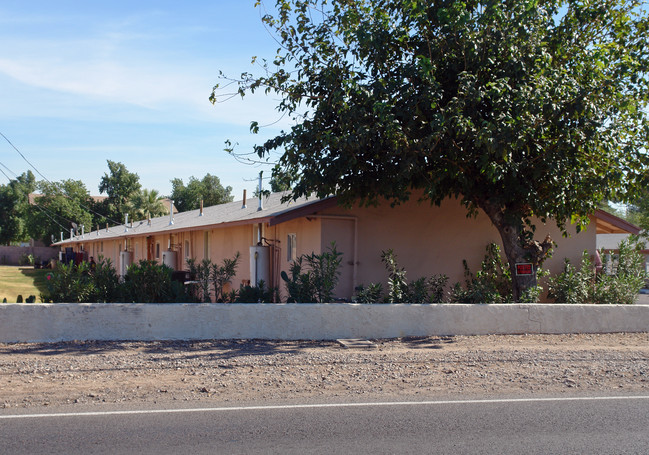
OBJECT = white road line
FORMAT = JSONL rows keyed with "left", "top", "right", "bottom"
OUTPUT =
{"left": 1, "top": 395, "right": 648, "bottom": 420}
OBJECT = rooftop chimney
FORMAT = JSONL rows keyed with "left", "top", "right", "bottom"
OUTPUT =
{"left": 169, "top": 200, "right": 174, "bottom": 225}
{"left": 242, "top": 189, "right": 247, "bottom": 209}
{"left": 200, "top": 199, "right": 204, "bottom": 216}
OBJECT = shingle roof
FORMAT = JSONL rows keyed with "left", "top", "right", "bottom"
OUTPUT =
{"left": 54, "top": 193, "right": 331, "bottom": 245}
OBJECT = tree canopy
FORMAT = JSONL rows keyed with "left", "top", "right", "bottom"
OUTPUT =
{"left": 0, "top": 171, "right": 36, "bottom": 245}
{"left": 213, "top": 0, "right": 649, "bottom": 300}
{"left": 130, "top": 188, "right": 169, "bottom": 220}
{"left": 98, "top": 160, "right": 142, "bottom": 224}
{"left": 28, "top": 179, "right": 94, "bottom": 245}
{"left": 170, "top": 174, "right": 234, "bottom": 212}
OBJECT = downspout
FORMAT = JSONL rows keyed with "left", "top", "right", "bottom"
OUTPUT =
{"left": 274, "top": 224, "right": 281, "bottom": 300}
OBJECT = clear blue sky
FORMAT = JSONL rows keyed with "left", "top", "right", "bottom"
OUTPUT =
{"left": 0, "top": 1, "right": 287, "bottom": 200}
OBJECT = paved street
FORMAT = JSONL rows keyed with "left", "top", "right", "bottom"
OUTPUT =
{"left": 2, "top": 395, "right": 649, "bottom": 454}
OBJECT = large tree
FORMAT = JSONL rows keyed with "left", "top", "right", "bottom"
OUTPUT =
{"left": 213, "top": 0, "right": 649, "bottom": 301}
{"left": 27, "top": 179, "right": 94, "bottom": 245}
{"left": 170, "top": 174, "right": 233, "bottom": 212}
{"left": 0, "top": 171, "right": 36, "bottom": 245}
{"left": 98, "top": 160, "right": 142, "bottom": 224}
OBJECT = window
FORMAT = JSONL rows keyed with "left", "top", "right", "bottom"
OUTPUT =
{"left": 203, "top": 231, "right": 210, "bottom": 260}
{"left": 156, "top": 243, "right": 160, "bottom": 260}
{"left": 184, "top": 240, "right": 190, "bottom": 259}
{"left": 100, "top": 241, "right": 104, "bottom": 253}
{"left": 287, "top": 233, "right": 297, "bottom": 262}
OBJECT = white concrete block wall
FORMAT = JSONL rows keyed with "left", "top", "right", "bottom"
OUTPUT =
{"left": 0, "top": 303, "right": 648, "bottom": 343}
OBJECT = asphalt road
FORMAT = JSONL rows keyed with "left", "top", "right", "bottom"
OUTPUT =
{"left": 1, "top": 395, "right": 648, "bottom": 454}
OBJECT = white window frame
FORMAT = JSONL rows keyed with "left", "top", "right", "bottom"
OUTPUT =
{"left": 287, "top": 233, "right": 297, "bottom": 262}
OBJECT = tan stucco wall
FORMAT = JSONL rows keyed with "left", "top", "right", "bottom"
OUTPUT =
{"left": 271, "top": 217, "right": 322, "bottom": 300}
{"left": 57, "top": 196, "right": 598, "bottom": 302}
{"left": 317, "top": 197, "right": 597, "bottom": 299}
{"left": 207, "top": 225, "right": 254, "bottom": 292}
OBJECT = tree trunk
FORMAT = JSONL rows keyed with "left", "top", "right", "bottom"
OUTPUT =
{"left": 479, "top": 201, "right": 552, "bottom": 302}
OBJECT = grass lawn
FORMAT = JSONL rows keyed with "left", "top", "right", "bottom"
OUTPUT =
{"left": 0, "top": 266, "right": 50, "bottom": 303}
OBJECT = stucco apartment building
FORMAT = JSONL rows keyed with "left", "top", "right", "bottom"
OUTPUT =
{"left": 54, "top": 191, "right": 639, "bottom": 301}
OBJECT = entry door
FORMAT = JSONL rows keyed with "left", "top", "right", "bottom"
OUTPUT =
{"left": 146, "top": 236, "right": 154, "bottom": 261}
{"left": 321, "top": 218, "right": 355, "bottom": 301}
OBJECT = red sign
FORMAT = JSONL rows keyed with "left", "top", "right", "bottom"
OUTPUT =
{"left": 515, "top": 263, "right": 534, "bottom": 276}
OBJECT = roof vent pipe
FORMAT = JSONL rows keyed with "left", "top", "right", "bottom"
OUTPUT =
{"left": 106, "top": 223, "right": 109, "bottom": 233}
{"left": 60, "top": 232, "right": 63, "bottom": 242}
{"left": 81, "top": 225, "right": 85, "bottom": 239}
{"left": 200, "top": 199, "right": 204, "bottom": 216}
{"left": 124, "top": 214, "right": 129, "bottom": 232}
{"left": 242, "top": 189, "right": 247, "bottom": 209}
{"left": 257, "top": 171, "right": 263, "bottom": 211}
{"left": 70, "top": 228, "right": 74, "bottom": 240}
{"left": 148, "top": 214, "right": 151, "bottom": 226}
{"left": 169, "top": 200, "right": 174, "bottom": 225}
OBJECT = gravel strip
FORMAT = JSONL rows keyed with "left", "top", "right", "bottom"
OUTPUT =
{"left": 1, "top": 333, "right": 648, "bottom": 408}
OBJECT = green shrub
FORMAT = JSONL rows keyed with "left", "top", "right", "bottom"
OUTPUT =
{"left": 352, "top": 283, "right": 384, "bottom": 303}
{"left": 18, "top": 254, "right": 33, "bottom": 266}
{"left": 450, "top": 243, "right": 513, "bottom": 303}
{"left": 281, "top": 256, "right": 317, "bottom": 303}
{"left": 211, "top": 252, "right": 241, "bottom": 302}
{"left": 593, "top": 240, "right": 647, "bottom": 304}
{"left": 16, "top": 294, "right": 23, "bottom": 303}
{"left": 88, "top": 257, "right": 121, "bottom": 302}
{"left": 42, "top": 261, "right": 96, "bottom": 303}
{"left": 281, "top": 243, "right": 343, "bottom": 303}
{"left": 235, "top": 280, "right": 276, "bottom": 303}
{"left": 381, "top": 249, "right": 448, "bottom": 303}
{"left": 547, "top": 240, "right": 647, "bottom": 304}
{"left": 121, "top": 260, "right": 188, "bottom": 303}
{"left": 546, "top": 252, "right": 594, "bottom": 303}
{"left": 186, "top": 258, "right": 212, "bottom": 303}
{"left": 186, "top": 253, "right": 241, "bottom": 303}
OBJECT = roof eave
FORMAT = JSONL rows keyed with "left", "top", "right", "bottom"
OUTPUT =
{"left": 593, "top": 209, "right": 640, "bottom": 235}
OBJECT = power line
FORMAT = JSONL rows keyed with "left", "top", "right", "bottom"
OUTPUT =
{"left": 0, "top": 131, "right": 125, "bottom": 227}
{"left": 0, "top": 168, "right": 11, "bottom": 182}
{"left": 0, "top": 131, "right": 52, "bottom": 183}
{"left": 0, "top": 157, "right": 85, "bottom": 230}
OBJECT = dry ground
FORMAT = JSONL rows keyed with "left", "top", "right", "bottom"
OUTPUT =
{"left": 1, "top": 333, "right": 648, "bottom": 409}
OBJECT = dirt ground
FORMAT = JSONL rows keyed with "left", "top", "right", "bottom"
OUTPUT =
{"left": 1, "top": 333, "right": 648, "bottom": 409}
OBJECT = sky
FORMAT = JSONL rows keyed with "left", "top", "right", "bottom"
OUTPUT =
{"left": 0, "top": 1, "right": 289, "bottom": 200}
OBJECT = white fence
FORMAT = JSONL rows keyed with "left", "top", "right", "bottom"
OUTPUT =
{"left": 0, "top": 303, "right": 648, "bottom": 343}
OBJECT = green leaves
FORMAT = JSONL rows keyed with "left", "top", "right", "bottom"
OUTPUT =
{"left": 170, "top": 174, "right": 234, "bottom": 212}
{"left": 216, "top": 0, "right": 649, "bottom": 299}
